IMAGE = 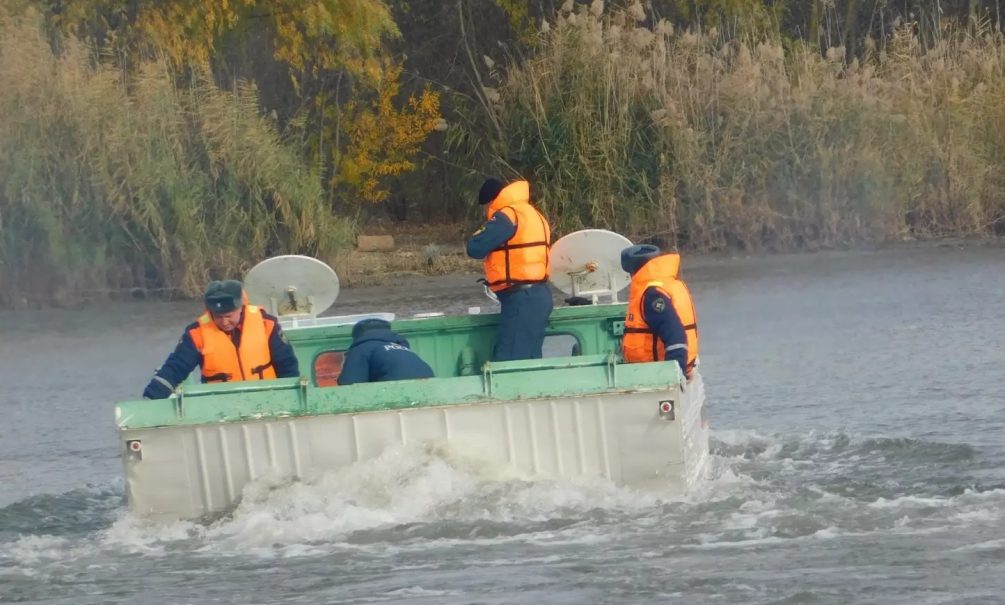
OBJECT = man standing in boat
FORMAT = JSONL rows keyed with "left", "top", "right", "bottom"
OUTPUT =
{"left": 141, "top": 280, "right": 300, "bottom": 399}
{"left": 620, "top": 245, "right": 699, "bottom": 379}
{"left": 466, "top": 177, "right": 553, "bottom": 361}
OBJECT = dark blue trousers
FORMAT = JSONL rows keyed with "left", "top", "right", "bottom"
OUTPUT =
{"left": 493, "top": 283, "right": 554, "bottom": 361}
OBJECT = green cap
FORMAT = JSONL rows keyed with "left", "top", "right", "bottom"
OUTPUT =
{"left": 620, "top": 244, "right": 661, "bottom": 275}
{"left": 204, "top": 280, "right": 243, "bottom": 314}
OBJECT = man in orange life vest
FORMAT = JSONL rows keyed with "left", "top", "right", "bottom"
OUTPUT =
{"left": 620, "top": 244, "right": 699, "bottom": 379}
{"left": 141, "top": 280, "right": 300, "bottom": 399}
{"left": 466, "top": 177, "right": 554, "bottom": 361}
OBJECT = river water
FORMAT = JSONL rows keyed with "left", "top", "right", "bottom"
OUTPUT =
{"left": 2, "top": 245, "right": 1004, "bottom": 604}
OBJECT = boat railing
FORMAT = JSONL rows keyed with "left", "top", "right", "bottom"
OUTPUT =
{"left": 117, "top": 353, "right": 683, "bottom": 430}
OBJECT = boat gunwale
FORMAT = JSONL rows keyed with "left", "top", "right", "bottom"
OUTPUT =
{"left": 117, "top": 356, "right": 688, "bottom": 430}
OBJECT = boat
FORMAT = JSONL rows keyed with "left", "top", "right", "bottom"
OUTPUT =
{"left": 115, "top": 230, "right": 710, "bottom": 521}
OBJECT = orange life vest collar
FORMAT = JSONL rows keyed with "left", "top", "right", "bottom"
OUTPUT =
{"left": 632, "top": 253, "right": 680, "bottom": 284}
{"left": 485, "top": 180, "right": 531, "bottom": 218}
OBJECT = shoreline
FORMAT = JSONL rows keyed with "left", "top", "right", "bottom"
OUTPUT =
{"left": 5, "top": 235, "right": 1003, "bottom": 311}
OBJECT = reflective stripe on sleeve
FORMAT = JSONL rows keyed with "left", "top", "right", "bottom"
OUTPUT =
{"left": 152, "top": 375, "right": 175, "bottom": 392}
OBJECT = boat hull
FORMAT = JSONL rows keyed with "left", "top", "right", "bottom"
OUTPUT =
{"left": 122, "top": 375, "right": 707, "bottom": 521}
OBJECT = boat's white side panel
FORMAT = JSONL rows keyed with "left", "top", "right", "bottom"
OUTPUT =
{"left": 123, "top": 381, "right": 707, "bottom": 520}
{"left": 680, "top": 372, "right": 710, "bottom": 489}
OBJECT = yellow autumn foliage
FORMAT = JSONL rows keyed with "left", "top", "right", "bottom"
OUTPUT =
{"left": 51, "top": 0, "right": 397, "bottom": 80}
{"left": 40, "top": 0, "right": 440, "bottom": 206}
{"left": 338, "top": 63, "right": 442, "bottom": 202}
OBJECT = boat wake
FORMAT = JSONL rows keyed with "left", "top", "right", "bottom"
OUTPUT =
{"left": 108, "top": 441, "right": 669, "bottom": 555}
{"left": 682, "top": 429, "right": 1005, "bottom": 548}
{"left": 2, "top": 430, "right": 1002, "bottom": 570}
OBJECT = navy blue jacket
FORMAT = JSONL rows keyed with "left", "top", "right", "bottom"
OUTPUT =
{"left": 642, "top": 286, "right": 688, "bottom": 376}
{"left": 466, "top": 211, "right": 517, "bottom": 260}
{"left": 142, "top": 310, "right": 299, "bottom": 399}
{"left": 337, "top": 329, "right": 434, "bottom": 385}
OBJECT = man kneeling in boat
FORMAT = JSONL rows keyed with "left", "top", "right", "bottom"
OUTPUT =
{"left": 620, "top": 245, "right": 699, "bottom": 379}
{"left": 141, "top": 280, "right": 300, "bottom": 399}
{"left": 337, "top": 318, "right": 434, "bottom": 385}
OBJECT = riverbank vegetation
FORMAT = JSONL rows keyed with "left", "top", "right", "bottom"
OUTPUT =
{"left": 1, "top": 1, "right": 1004, "bottom": 304}
{"left": 0, "top": 12, "right": 355, "bottom": 303}
{"left": 487, "top": 4, "right": 1005, "bottom": 249}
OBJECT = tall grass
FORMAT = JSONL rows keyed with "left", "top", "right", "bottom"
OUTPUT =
{"left": 0, "top": 11, "right": 353, "bottom": 304}
{"left": 487, "top": 3, "right": 1005, "bottom": 250}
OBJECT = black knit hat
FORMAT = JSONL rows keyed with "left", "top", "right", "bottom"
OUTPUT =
{"left": 477, "top": 177, "right": 505, "bottom": 204}
{"left": 352, "top": 318, "right": 392, "bottom": 341}
{"left": 204, "top": 280, "right": 243, "bottom": 314}
{"left": 620, "top": 244, "right": 661, "bottom": 275}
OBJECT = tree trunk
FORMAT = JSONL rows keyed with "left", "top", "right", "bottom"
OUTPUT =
{"left": 844, "top": 0, "right": 859, "bottom": 62}
{"left": 809, "top": 0, "right": 821, "bottom": 51}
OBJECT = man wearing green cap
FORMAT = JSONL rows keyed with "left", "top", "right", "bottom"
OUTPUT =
{"left": 141, "top": 280, "right": 300, "bottom": 399}
{"left": 620, "top": 245, "right": 699, "bottom": 379}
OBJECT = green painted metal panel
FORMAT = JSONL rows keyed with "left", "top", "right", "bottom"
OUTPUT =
{"left": 116, "top": 303, "right": 684, "bottom": 431}
{"left": 117, "top": 355, "right": 681, "bottom": 429}
{"left": 288, "top": 303, "right": 629, "bottom": 384}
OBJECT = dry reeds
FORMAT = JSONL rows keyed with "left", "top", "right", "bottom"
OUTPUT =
{"left": 0, "top": 11, "right": 352, "bottom": 304}
{"left": 488, "top": 3, "right": 1005, "bottom": 250}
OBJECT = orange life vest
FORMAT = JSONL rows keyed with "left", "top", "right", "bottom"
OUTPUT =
{"left": 622, "top": 253, "right": 699, "bottom": 376}
{"left": 188, "top": 305, "right": 278, "bottom": 383}
{"left": 482, "top": 180, "right": 552, "bottom": 292}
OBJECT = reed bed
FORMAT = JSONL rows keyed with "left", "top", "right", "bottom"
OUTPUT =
{"left": 0, "top": 12, "right": 352, "bottom": 304}
{"left": 488, "top": 2, "right": 1005, "bottom": 250}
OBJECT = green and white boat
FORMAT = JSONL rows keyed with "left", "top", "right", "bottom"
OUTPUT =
{"left": 115, "top": 231, "right": 710, "bottom": 521}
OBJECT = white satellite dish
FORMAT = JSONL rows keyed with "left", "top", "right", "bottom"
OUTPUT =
{"left": 244, "top": 255, "right": 340, "bottom": 319}
{"left": 548, "top": 229, "right": 633, "bottom": 304}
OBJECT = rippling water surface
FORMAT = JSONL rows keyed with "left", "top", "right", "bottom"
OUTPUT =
{"left": 2, "top": 246, "right": 1004, "bottom": 604}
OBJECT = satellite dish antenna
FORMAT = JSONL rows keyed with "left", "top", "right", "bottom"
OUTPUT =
{"left": 548, "top": 229, "right": 633, "bottom": 304}
{"left": 244, "top": 255, "right": 339, "bottom": 319}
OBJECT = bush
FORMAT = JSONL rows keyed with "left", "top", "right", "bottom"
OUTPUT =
{"left": 0, "top": 11, "right": 353, "bottom": 304}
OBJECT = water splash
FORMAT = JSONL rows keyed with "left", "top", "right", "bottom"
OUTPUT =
{"left": 3, "top": 429, "right": 1002, "bottom": 575}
